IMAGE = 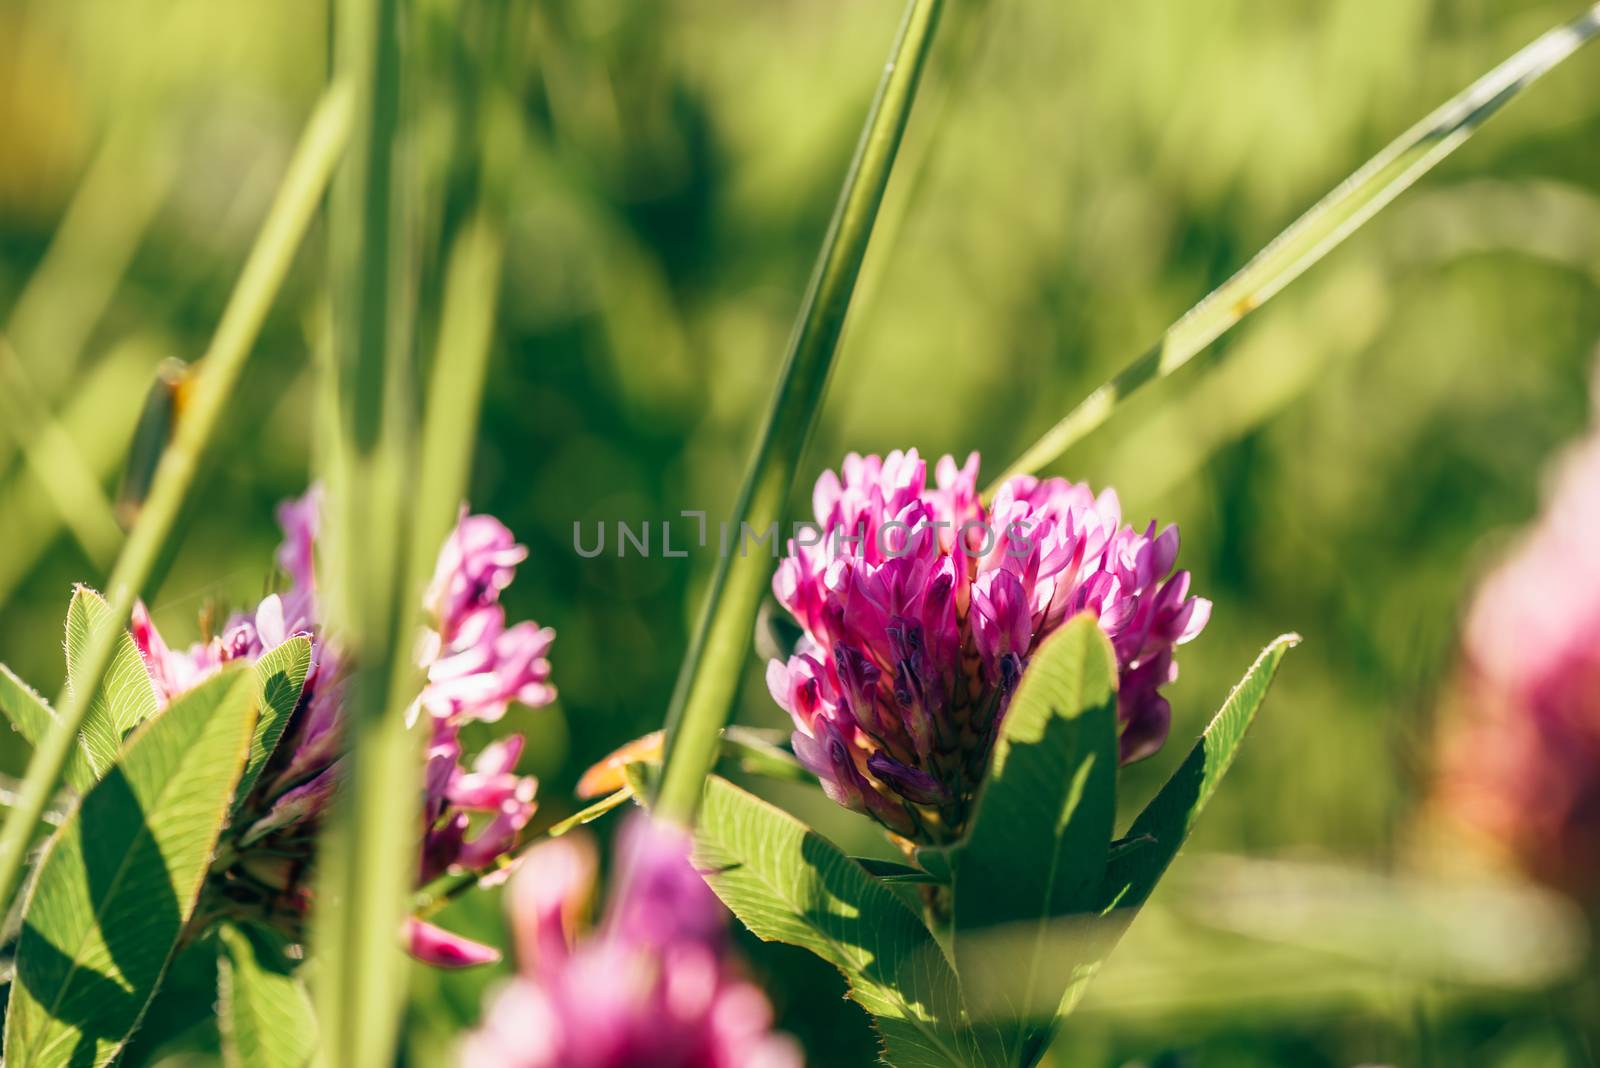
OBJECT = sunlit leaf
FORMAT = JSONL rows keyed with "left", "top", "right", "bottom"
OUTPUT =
{"left": 1039, "top": 633, "right": 1300, "bottom": 1022}
{"left": 218, "top": 922, "right": 317, "bottom": 1068}
{"left": 62, "top": 586, "right": 159, "bottom": 789}
{"left": 691, "top": 774, "right": 984, "bottom": 1068}
{"left": 3, "top": 668, "right": 259, "bottom": 1068}
{"left": 235, "top": 636, "right": 313, "bottom": 808}
{"left": 951, "top": 615, "right": 1118, "bottom": 1062}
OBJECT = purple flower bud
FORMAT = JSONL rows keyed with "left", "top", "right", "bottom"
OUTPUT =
{"left": 409, "top": 917, "right": 502, "bottom": 969}
{"left": 240, "top": 761, "right": 344, "bottom": 846}
{"left": 769, "top": 450, "right": 1210, "bottom": 843}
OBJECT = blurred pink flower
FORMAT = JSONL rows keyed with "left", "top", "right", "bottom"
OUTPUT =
{"left": 409, "top": 916, "right": 503, "bottom": 968}
{"left": 767, "top": 450, "right": 1209, "bottom": 842}
{"left": 426, "top": 511, "right": 528, "bottom": 646}
{"left": 1435, "top": 425, "right": 1600, "bottom": 901}
{"left": 128, "top": 487, "right": 555, "bottom": 964}
{"left": 459, "top": 815, "right": 802, "bottom": 1068}
{"left": 416, "top": 512, "right": 557, "bottom": 725}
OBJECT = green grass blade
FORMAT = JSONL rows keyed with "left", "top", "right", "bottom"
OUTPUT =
{"left": 322, "top": 211, "right": 504, "bottom": 978}
{"left": 409, "top": 209, "right": 504, "bottom": 580}
{"left": 0, "top": 666, "right": 56, "bottom": 749}
{"left": 1, "top": 122, "right": 175, "bottom": 411}
{"left": 0, "top": 123, "right": 174, "bottom": 487}
{"left": 310, "top": 1, "right": 422, "bottom": 1064}
{"left": 0, "top": 339, "right": 165, "bottom": 610}
{"left": 0, "top": 339, "right": 122, "bottom": 568}
{"left": 990, "top": 4, "right": 1600, "bottom": 490}
{"left": 0, "top": 82, "right": 352, "bottom": 920}
{"left": 653, "top": 0, "right": 947, "bottom": 824}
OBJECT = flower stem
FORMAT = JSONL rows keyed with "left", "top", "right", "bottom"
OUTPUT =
{"left": 652, "top": 0, "right": 948, "bottom": 825}
{"left": 0, "top": 83, "right": 352, "bottom": 915}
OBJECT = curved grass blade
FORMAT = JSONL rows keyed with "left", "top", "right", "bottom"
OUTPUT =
{"left": 855, "top": 858, "right": 943, "bottom": 885}
{"left": 990, "top": 5, "right": 1600, "bottom": 490}
{"left": 0, "top": 121, "right": 176, "bottom": 489}
{"left": 0, "top": 665, "right": 56, "bottom": 750}
{"left": 411, "top": 785, "right": 637, "bottom": 921}
{"left": 0, "top": 81, "right": 353, "bottom": 918}
{"left": 580, "top": 727, "right": 811, "bottom": 801}
{"left": 3, "top": 668, "right": 259, "bottom": 1068}
{"left": 654, "top": 0, "right": 947, "bottom": 824}
{"left": 0, "top": 339, "right": 168, "bottom": 609}
{"left": 0, "top": 339, "right": 122, "bottom": 568}
{"left": 1, "top": 122, "right": 175, "bottom": 410}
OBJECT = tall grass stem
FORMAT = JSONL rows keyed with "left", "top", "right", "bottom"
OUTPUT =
{"left": 653, "top": 0, "right": 947, "bottom": 824}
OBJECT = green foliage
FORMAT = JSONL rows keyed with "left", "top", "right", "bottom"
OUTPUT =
{"left": 218, "top": 922, "right": 318, "bottom": 1068}
{"left": 990, "top": 5, "right": 1600, "bottom": 488}
{"left": 3, "top": 668, "right": 259, "bottom": 1068}
{"left": 0, "top": 0, "right": 1593, "bottom": 1061}
{"left": 1094, "top": 635, "right": 1302, "bottom": 922}
{"left": 62, "top": 586, "right": 159, "bottom": 789}
{"left": 688, "top": 631, "right": 1294, "bottom": 1067}
{"left": 692, "top": 775, "right": 979, "bottom": 1068}
{"left": 951, "top": 617, "right": 1119, "bottom": 1063}
{"left": 237, "top": 636, "right": 313, "bottom": 808}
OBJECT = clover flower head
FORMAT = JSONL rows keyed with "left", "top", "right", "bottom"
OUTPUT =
{"left": 767, "top": 449, "right": 1209, "bottom": 843}
{"left": 459, "top": 814, "right": 802, "bottom": 1068}
{"left": 129, "top": 487, "right": 556, "bottom": 965}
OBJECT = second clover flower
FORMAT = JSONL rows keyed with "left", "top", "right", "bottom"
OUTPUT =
{"left": 130, "top": 488, "right": 556, "bottom": 966}
{"left": 766, "top": 450, "right": 1210, "bottom": 843}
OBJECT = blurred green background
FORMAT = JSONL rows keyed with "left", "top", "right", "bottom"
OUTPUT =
{"left": 1, "top": 0, "right": 1598, "bottom": 1064}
